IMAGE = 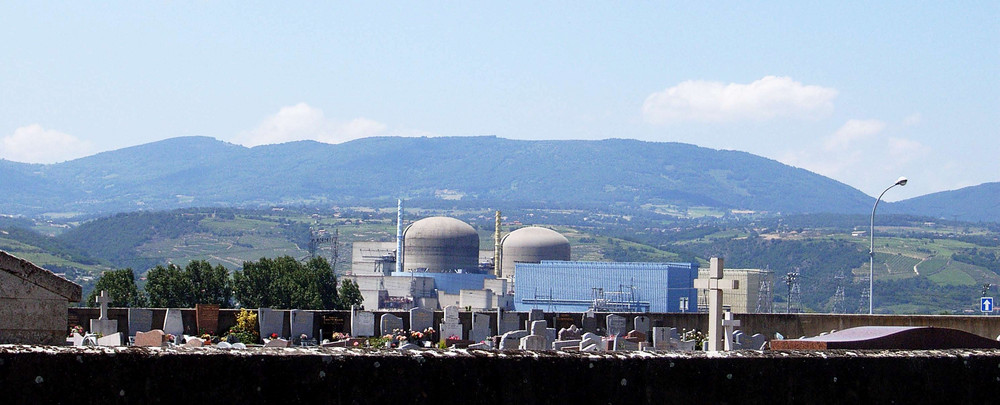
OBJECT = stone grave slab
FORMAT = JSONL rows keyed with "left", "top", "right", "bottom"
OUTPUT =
{"left": 558, "top": 325, "right": 581, "bottom": 341}
{"left": 497, "top": 310, "right": 520, "bottom": 335}
{"left": 582, "top": 310, "right": 597, "bottom": 333}
{"left": 519, "top": 320, "right": 548, "bottom": 350}
{"left": 470, "top": 312, "right": 491, "bottom": 343}
{"left": 351, "top": 309, "right": 375, "bottom": 337}
{"left": 409, "top": 307, "right": 434, "bottom": 332}
{"left": 380, "top": 313, "right": 404, "bottom": 336}
{"left": 264, "top": 338, "right": 290, "bottom": 348}
{"left": 555, "top": 313, "right": 576, "bottom": 330}
{"left": 134, "top": 330, "right": 166, "bottom": 347}
{"left": 290, "top": 309, "right": 314, "bottom": 339}
{"left": 605, "top": 314, "right": 627, "bottom": 337}
{"left": 162, "top": 308, "right": 184, "bottom": 340}
{"left": 499, "top": 330, "right": 528, "bottom": 350}
{"left": 127, "top": 308, "right": 153, "bottom": 337}
{"left": 97, "top": 332, "right": 122, "bottom": 346}
{"left": 90, "top": 290, "right": 118, "bottom": 336}
{"left": 443, "top": 305, "right": 460, "bottom": 323}
{"left": 195, "top": 304, "right": 220, "bottom": 335}
{"left": 633, "top": 315, "right": 651, "bottom": 338}
{"left": 258, "top": 308, "right": 285, "bottom": 339}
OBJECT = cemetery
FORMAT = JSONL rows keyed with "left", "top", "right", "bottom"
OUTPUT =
{"left": 5, "top": 254, "right": 1000, "bottom": 402}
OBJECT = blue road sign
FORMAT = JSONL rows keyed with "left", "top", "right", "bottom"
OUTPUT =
{"left": 982, "top": 297, "right": 994, "bottom": 312}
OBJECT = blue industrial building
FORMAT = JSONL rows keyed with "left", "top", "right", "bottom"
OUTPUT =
{"left": 513, "top": 261, "right": 698, "bottom": 313}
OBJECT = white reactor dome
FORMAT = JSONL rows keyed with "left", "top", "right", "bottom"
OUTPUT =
{"left": 500, "top": 226, "right": 571, "bottom": 280}
{"left": 403, "top": 216, "right": 480, "bottom": 273}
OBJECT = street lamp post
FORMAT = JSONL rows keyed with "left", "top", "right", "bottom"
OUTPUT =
{"left": 869, "top": 176, "right": 908, "bottom": 315}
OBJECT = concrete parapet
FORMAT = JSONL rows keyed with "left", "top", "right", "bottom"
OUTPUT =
{"left": 2, "top": 345, "right": 1000, "bottom": 403}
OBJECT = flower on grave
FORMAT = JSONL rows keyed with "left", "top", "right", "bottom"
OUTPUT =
{"left": 352, "top": 341, "right": 359, "bottom": 346}
{"left": 165, "top": 334, "right": 175, "bottom": 342}
{"left": 447, "top": 335, "right": 460, "bottom": 340}
{"left": 69, "top": 325, "right": 84, "bottom": 336}
{"left": 270, "top": 333, "right": 278, "bottom": 339}
{"left": 331, "top": 332, "right": 349, "bottom": 341}
{"left": 300, "top": 334, "right": 307, "bottom": 339}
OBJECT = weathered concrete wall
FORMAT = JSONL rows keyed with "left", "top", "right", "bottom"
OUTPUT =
{"left": 0, "top": 271, "right": 69, "bottom": 345}
{"left": 2, "top": 346, "right": 999, "bottom": 404}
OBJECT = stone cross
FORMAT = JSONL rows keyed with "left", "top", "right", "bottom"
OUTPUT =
{"left": 693, "top": 257, "right": 739, "bottom": 351}
{"left": 722, "top": 311, "right": 741, "bottom": 351}
{"left": 96, "top": 290, "right": 112, "bottom": 320}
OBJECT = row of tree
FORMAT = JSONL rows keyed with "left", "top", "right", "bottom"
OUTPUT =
{"left": 85, "top": 256, "right": 363, "bottom": 310}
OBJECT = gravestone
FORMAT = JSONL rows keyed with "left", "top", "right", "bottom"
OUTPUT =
{"left": 579, "top": 332, "right": 603, "bottom": 352}
{"left": 633, "top": 315, "right": 651, "bottom": 338}
{"left": 97, "top": 332, "right": 122, "bottom": 347}
{"left": 162, "top": 308, "right": 184, "bottom": 341}
{"left": 440, "top": 305, "right": 463, "bottom": 340}
{"left": 128, "top": 308, "right": 153, "bottom": 337}
{"left": 526, "top": 309, "right": 544, "bottom": 329}
{"left": 497, "top": 309, "right": 520, "bottom": 335}
{"left": 555, "top": 313, "right": 576, "bottom": 330}
{"left": 582, "top": 310, "right": 597, "bottom": 333}
{"left": 195, "top": 304, "right": 220, "bottom": 335}
{"left": 613, "top": 335, "right": 639, "bottom": 351}
{"left": 409, "top": 307, "right": 434, "bottom": 332}
{"left": 89, "top": 290, "right": 119, "bottom": 336}
{"left": 605, "top": 314, "right": 627, "bottom": 337}
{"left": 470, "top": 313, "right": 491, "bottom": 343}
{"left": 134, "top": 330, "right": 166, "bottom": 347}
{"left": 258, "top": 308, "right": 285, "bottom": 339}
{"left": 747, "top": 333, "right": 768, "bottom": 350}
{"left": 723, "top": 311, "right": 741, "bottom": 351}
{"left": 264, "top": 338, "right": 290, "bottom": 347}
{"left": 380, "top": 313, "right": 404, "bottom": 336}
{"left": 321, "top": 313, "right": 347, "bottom": 337}
{"left": 552, "top": 340, "right": 582, "bottom": 351}
{"left": 519, "top": 320, "right": 548, "bottom": 350}
{"left": 693, "top": 257, "right": 739, "bottom": 351}
{"left": 185, "top": 337, "right": 205, "bottom": 347}
{"left": 652, "top": 327, "right": 681, "bottom": 350}
{"left": 290, "top": 309, "right": 314, "bottom": 339}
{"left": 732, "top": 331, "right": 745, "bottom": 349}
{"left": 351, "top": 308, "right": 375, "bottom": 337}
{"left": 68, "top": 333, "right": 85, "bottom": 347}
{"left": 558, "top": 325, "right": 581, "bottom": 341}
{"left": 498, "top": 330, "right": 528, "bottom": 350}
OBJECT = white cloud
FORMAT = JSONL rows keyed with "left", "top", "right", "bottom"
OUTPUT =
{"left": 902, "top": 113, "right": 922, "bottom": 127}
{"left": 233, "top": 103, "right": 389, "bottom": 147}
{"left": 0, "top": 125, "right": 95, "bottom": 164}
{"left": 887, "top": 137, "right": 930, "bottom": 162}
{"left": 642, "top": 76, "right": 838, "bottom": 124}
{"left": 824, "top": 119, "right": 885, "bottom": 151}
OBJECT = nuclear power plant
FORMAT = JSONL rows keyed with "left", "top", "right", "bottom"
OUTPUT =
{"left": 344, "top": 200, "right": 711, "bottom": 313}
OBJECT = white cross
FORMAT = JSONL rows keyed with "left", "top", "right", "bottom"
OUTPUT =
{"left": 723, "top": 310, "right": 741, "bottom": 351}
{"left": 693, "top": 257, "right": 739, "bottom": 352}
{"left": 96, "top": 290, "right": 112, "bottom": 320}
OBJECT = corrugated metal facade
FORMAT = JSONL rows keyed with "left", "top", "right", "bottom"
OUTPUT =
{"left": 513, "top": 261, "right": 698, "bottom": 313}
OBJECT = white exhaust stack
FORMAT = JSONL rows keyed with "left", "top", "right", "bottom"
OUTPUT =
{"left": 396, "top": 199, "right": 404, "bottom": 273}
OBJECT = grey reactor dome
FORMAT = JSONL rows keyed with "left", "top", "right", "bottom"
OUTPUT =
{"left": 403, "top": 216, "right": 480, "bottom": 273}
{"left": 501, "top": 226, "right": 571, "bottom": 280}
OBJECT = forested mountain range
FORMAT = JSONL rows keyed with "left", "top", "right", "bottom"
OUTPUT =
{"left": 0, "top": 136, "right": 996, "bottom": 222}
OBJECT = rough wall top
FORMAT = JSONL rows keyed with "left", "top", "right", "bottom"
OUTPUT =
{"left": 3, "top": 345, "right": 1000, "bottom": 404}
{"left": 0, "top": 251, "right": 81, "bottom": 301}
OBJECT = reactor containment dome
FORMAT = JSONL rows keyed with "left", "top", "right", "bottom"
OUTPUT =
{"left": 500, "top": 226, "right": 571, "bottom": 281}
{"left": 403, "top": 216, "right": 480, "bottom": 273}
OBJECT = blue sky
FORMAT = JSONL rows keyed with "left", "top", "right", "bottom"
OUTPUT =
{"left": 1, "top": 2, "right": 997, "bottom": 201}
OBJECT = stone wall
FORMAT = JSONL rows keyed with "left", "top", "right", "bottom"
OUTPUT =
{"left": 1, "top": 346, "right": 999, "bottom": 403}
{"left": 0, "top": 271, "right": 70, "bottom": 345}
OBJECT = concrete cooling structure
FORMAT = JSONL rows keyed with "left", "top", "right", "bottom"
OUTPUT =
{"left": 402, "top": 216, "right": 480, "bottom": 273}
{"left": 500, "top": 226, "right": 571, "bottom": 281}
